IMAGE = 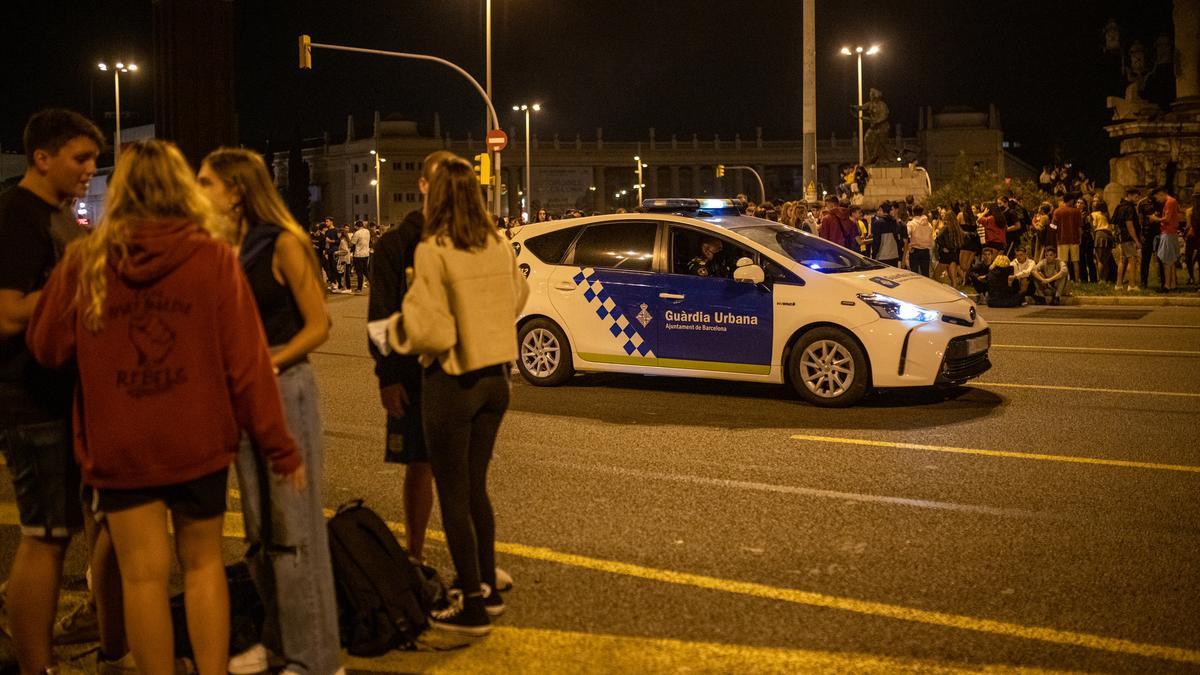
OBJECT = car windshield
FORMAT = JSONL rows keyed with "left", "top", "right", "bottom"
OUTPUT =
{"left": 737, "top": 225, "right": 886, "bottom": 273}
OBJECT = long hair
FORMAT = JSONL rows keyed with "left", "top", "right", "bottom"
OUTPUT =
{"left": 69, "top": 139, "right": 219, "bottom": 332}
{"left": 422, "top": 156, "right": 499, "bottom": 249}
{"left": 200, "top": 147, "right": 320, "bottom": 271}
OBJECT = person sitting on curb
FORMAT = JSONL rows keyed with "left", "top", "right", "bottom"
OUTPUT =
{"left": 1032, "top": 247, "right": 1069, "bottom": 305}
{"left": 968, "top": 247, "right": 995, "bottom": 304}
{"left": 986, "top": 254, "right": 1024, "bottom": 307}
{"left": 1009, "top": 247, "right": 1036, "bottom": 301}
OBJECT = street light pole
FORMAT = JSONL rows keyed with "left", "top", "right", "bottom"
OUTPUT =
{"left": 634, "top": 156, "right": 645, "bottom": 204}
{"left": 840, "top": 45, "right": 879, "bottom": 167}
{"left": 486, "top": 0, "right": 502, "bottom": 215}
{"left": 513, "top": 103, "right": 540, "bottom": 219}
{"left": 98, "top": 61, "right": 138, "bottom": 163}
{"left": 370, "top": 149, "right": 385, "bottom": 227}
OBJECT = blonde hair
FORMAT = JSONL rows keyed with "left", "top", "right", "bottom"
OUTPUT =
{"left": 990, "top": 254, "right": 1012, "bottom": 269}
{"left": 69, "top": 139, "right": 220, "bottom": 332}
{"left": 200, "top": 147, "right": 318, "bottom": 271}
{"left": 423, "top": 155, "right": 499, "bottom": 250}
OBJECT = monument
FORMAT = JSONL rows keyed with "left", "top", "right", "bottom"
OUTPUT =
{"left": 855, "top": 88, "right": 891, "bottom": 165}
{"left": 1103, "top": 0, "right": 1200, "bottom": 208}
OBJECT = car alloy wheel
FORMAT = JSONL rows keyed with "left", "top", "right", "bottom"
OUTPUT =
{"left": 798, "top": 339, "right": 855, "bottom": 398}
{"left": 521, "top": 328, "right": 561, "bottom": 378}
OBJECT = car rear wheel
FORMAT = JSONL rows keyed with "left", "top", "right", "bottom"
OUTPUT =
{"left": 787, "top": 327, "right": 869, "bottom": 407}
{"left": 517, "top": 319, "right": 574, "bottom": 386}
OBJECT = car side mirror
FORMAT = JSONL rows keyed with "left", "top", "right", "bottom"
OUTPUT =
{"left": 733, "top": 257, "right": 765, "bottom": 284}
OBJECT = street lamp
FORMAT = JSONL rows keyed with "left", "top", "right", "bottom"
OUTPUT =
{"left": 512, "top": 103, "right": 541, "bottom": 214}
{"left": 97, "top": 60, "right": 139, "bottom": 163}
{"left": 633, "top": 156, "right": 647, "bottom": 204}
{"left": 839, "top": 44, "right": 879, "bottom": 166}
{"left": 370, "top": 149, "right": 386, "bottom": 226}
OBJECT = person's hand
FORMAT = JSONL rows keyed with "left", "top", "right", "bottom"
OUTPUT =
{"left": 380, "top": 383, "right": 410, "bottom": 418}
{"left": 284, "top": 463, "right": 307, "bottom": 492}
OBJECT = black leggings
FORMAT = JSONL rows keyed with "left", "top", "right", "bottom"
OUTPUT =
{"left": 422, "top": 362, "right": 509, "bottom": 594}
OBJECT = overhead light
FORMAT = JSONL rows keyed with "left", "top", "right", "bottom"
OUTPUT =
{"left": 369, "top": 150, "right": 376, "bottom": 154}
{"left": 840, "top": 47, "right": 851, "bottom": 56}
{"left": 115, "top": 62, "right": 125, "bottom": 69}
{"left": 855, "top": 46, "right": 863, "bottom": 53}
{"left": 98, "top": 62, "right": 108, "bottom": 71}
{"left": 127, "top": 63, "right": 139, "bottom": 71}
{"left": 867, "top": 45, "right": 880, "bottom": 55}
{"left": 512, "top": 105, "right": 520, "bottom": 111}
{"left": 532, "top": 103, "right": 541, "bottom": 111}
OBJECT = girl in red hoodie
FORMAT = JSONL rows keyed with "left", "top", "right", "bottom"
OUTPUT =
{"left": 27, "top": 139, "right": 304, "bottom": 675}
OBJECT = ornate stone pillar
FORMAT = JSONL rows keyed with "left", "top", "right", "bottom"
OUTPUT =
{"left": 1174, "top": 0, "right": 1200, "bottom": 110}
{"left": 670, "top": 166, "right": 681, "bottom": 196}
{"left": 593, "top": 165, "right": 606, "bottom": 213}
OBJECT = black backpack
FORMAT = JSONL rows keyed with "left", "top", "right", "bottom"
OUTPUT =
{"left": 170, "top": 562, "right": 265, "bottom": 659}
{"left": 327, "top": 499, "right": 444, "bottom": 656}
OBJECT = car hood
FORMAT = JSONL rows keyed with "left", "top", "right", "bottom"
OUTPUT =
{"left": 825, "top": 268, "right": 970, "bottom": 306}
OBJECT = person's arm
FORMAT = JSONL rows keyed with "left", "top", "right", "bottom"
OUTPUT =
{"left": 268, "top": 232, "right": 329, "bottom": 370}
{"left": 367, "top": 230, "right": 414, "bottom": 417}
{"left": 388, "top": 244, "right": 456, "bottom": 355}
{"left": 216, "top": 247, "right": 303, "bottom": 484}
{"left": 1048, "top": 263, "right": 1067, "bottom": 282}
{"left": 0, "top": 289, "right": 41, "bottom": 338}
{"left": 24, "top": 261, "right": 77, "bottom": 368}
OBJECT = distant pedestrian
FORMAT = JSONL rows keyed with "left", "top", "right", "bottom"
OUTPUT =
{"left": 198, "top": 147, "right": 342, "bottom": 675}
{"left": 1051, "top": 196, "right": 1083, "bottom": 281}
{"left": 28, "top": 139, "right": 304, "bottom": 675}
{"left": 870, "top": 201, "right": 903, "bottom": 267}
{"left": 933, "top": 206, "right": 964, "bottom": 286}
{"left": 385, "top": 155, "right": 529, "bottom": 636}
{"left": 957, "top": 202, "right": 981, "bottom": 278}
{"left": 351, "top": 220, "right": 371, "bottom": 292}
{"left": 905, "top": 205, "right": 933, "bottom": 276}
{"left": 1149, "top": 186, "right": 1181, "bottom": 292}
{"left": 1112, "top": 188, "right": 1142, "bottom": 290}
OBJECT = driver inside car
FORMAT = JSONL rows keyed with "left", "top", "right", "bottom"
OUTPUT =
{"left": 687, "top": 236, "right": 729, "bottom": 277}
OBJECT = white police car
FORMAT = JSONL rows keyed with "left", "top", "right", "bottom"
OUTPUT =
{"left": 510, "top": 199, "right": 990, "bottom": 407}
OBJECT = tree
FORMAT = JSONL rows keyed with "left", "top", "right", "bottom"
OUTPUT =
{"left": 928, "top": 152, "right": 1044, "bottom": 214}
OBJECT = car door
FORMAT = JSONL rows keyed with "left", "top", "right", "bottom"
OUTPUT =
{"left": 547, "top": 220, "right": 661, "bottom": 366}
{"left": 654, "top": 225, "right": 774, "bottom": 374}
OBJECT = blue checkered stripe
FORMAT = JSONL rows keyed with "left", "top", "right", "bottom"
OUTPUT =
{"left": 572, "top": 267, "right": 655, "bottom": 358}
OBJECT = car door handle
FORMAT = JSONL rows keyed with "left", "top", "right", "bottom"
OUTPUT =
{"left": 553, "top": 282, "right": 576, "bottom": 291}
{"left": 658, "top": 292, "right": 685, "bottom": 300}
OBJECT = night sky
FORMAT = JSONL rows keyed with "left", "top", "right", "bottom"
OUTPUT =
{"left": 0, "top": 0, "right": 1178, "bottom": 181}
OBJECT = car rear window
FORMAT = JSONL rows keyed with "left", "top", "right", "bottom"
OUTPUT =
{"left": 524, "top": 226, "right": 583, "bottom": 264}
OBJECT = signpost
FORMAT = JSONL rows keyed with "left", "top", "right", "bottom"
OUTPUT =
{"left": 486, "top": 129, "right": 508, "bottom": 153}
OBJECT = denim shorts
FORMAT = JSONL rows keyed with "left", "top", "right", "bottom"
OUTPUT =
{"left": 0, "top": 419, "right": 82, "bottom": 538}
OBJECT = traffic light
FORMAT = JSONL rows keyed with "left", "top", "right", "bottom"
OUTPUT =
{"left": 299, "top": 35, "right": 312, "bottom": 70}
{"left": 473, "top": 153, "right": 493, "bottom": 186}
{"left": 716, "top": 164, "right": 725, "bottom": 178}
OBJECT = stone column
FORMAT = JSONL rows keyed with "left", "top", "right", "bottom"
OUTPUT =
{"left": 646, "top": 163, "right": 658, "bottom": 197}
{"left": 1174, "top": 0, "right": 1200, "bottom": 110}
{"left": 670, "top": 166, "right": 681, "bottom": 195}
{"left": 734, "top": 171, "right": 745, "bottom": 197}
{"left": 689, "top": 166, "right": 701, "bottom": 195}
{"left": 802, "top": 0, "right": 818, "bottom": 203}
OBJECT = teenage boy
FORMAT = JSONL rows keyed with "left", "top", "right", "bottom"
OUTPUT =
{"left": 1032, "top": 247, "right": 1069, "bottom": 305}
{"left": 0, "top": 109, "right": 127, "bottom": 674}
{"left": 1112, "top": 188, "right": 1141, "bottom": 290}
{"left": 1149, "top": 186, "right": 1181, "bottom": 292}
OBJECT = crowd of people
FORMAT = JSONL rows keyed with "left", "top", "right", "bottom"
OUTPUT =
{"left": 1, "top": 109, "right": 524, "bottom": 675}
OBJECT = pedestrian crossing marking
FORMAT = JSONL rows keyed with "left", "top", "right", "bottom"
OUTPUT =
{"left": 790, "top": 434, "right": 1200, "bottom": 474}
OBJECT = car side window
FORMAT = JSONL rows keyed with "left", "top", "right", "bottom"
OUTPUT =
{"left": 570, "top": 222, "right": 657, "bottom": 272}
{"left": 524, "top": 225, "right": 583, "bottom": 264}
{"left": 669, "top": 227, "right": 755, "bottom": 279}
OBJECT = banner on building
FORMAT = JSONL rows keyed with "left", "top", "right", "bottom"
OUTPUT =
{"left": 531, "top": 167, "right": 594, "bottom": 213}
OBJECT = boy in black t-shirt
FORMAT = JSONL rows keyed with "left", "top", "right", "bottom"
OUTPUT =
{"left": 0, "top": 109, "right": 126, "bottom": 674}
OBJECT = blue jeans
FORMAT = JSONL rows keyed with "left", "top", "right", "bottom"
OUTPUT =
{"left": 236, "top": 362, "right": 340, "bottom": 675}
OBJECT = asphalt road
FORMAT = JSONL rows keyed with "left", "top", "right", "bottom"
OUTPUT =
{"left": 3, "top": 295, "right": 1199, "bottom": 673}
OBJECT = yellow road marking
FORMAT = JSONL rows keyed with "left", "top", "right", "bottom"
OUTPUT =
{"left": 790, "top": 434, "right": 1200, "bottom": 474}
{"left": 992, "top": 344, "right": 1200, "bottom": 357}
{"left": 231, "top": 492, "right": 1197, "bottom": 665}
{"left": 5, "top": 496, "right": 1196, "bottom": 664}
{"left": 343, "top": 625, "right": 1064, "bottom": 674}
{"left": 974, "top": 381, "right": 1200, "bottom": 399}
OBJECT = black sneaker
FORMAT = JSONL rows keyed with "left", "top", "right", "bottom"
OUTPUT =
{"left": 481, "top": 583, "right": 505, "bottom": 617}
{"left": 429, "top": 591, "right": 491, "bottom": 636}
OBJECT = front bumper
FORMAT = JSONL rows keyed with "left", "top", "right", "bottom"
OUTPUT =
{"left": 935, "top": 328, "right": 992, "bottom": 384}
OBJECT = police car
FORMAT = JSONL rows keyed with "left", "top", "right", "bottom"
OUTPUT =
{"left": 510, "top": 199, "right": 990, "bottom": 407}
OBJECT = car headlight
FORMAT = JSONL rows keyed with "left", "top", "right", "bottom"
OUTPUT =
{"left": 857, "top": 293, "right": 939, "bottom": 322}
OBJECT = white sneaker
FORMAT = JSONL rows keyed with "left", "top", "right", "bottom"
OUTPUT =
{"left": 227, "top": 643, "right": 268, "bottom": 675}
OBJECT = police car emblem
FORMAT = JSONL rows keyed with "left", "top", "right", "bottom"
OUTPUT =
{"left": 636, "top": 303, "right": 652, "bottom": 327}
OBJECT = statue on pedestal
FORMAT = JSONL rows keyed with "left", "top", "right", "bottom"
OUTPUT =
{"left": 855, "top": 88, "right": 890, "bottom": 165}
{"left": 1106, "top": 40, "right": 1165, "bottom": 120}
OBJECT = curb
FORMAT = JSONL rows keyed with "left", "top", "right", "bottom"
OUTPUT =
{"left": 965, "top": 293, "right": 1200, "bottom": 307}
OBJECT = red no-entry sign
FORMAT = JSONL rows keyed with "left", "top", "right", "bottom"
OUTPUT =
{"left": 486, "top": 129, "right": 508, "bottom": 152}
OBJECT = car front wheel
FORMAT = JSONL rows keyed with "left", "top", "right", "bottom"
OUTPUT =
{"left": 517, "top": 319, "right": 574, "bottom": 386}
{"left": 787, "top": 327, "right": 869, "bottom": 407}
